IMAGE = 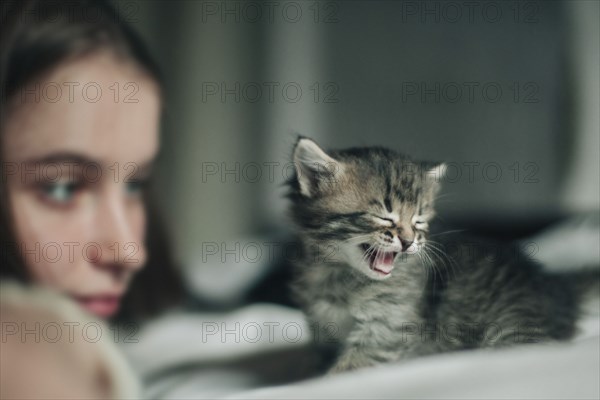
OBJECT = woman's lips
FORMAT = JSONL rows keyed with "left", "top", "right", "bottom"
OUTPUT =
{"left": 74, "top": 295, "right": 122, "bottom": 318}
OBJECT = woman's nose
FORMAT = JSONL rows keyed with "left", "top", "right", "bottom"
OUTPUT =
{"left": 90, "top": 192, "right": 146, "bottom": 270}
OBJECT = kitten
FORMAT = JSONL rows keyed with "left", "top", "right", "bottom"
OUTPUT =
{"left": 287, "top": 137, "right": 598, "bottom": 373}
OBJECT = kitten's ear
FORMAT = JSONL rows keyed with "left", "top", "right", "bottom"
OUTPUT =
{"left": 293, "top": 137, "right": 342, "bottom": 197}
{"left": 424, "top": 162, "right": 447, "bottom": 184}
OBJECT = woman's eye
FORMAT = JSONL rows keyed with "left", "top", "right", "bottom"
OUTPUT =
{"left": 39, "top": 181, "right": 80, "bottom": 205}
{"left": 125, "top": 180, "right": 147, "bottom": 196}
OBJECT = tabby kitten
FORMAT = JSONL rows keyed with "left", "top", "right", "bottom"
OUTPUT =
{"left": 287, "top": 137, "right": 597, "bottom": 373}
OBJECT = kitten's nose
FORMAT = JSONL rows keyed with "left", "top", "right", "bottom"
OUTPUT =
{"left": 397, "top": 224, "right": 415, "bottom": 251}
{"left": 399, "top": 238, "right": 414, "bottom": 251}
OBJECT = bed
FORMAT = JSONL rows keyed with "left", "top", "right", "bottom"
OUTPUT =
{"left": 121, "top": 214, "right": 600, "bottom": 399}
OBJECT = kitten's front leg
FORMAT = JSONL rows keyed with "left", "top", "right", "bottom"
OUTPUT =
{"left": 328, "top": 320, "right": 437, "bottom": 373}
{"left": 327, "top": 326, "right": 406, "bottom": 373}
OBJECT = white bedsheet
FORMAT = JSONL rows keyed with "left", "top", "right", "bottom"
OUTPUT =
{"left": 122, "top": 215, "right": 600, "bottom": 399}
{"left": 121, "top": 298, "right": 599, "bottom": 400}
{"left": 227, "top": 317, "right": 600, "bottom": 400}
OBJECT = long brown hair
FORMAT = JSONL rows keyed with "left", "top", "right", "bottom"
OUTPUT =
{"left": 0, "top": 0, "right": 184, "bottom": 321}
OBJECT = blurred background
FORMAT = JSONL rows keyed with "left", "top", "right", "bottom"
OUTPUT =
{"left": 113, "top": 0, "right": 599, "bottom": 305}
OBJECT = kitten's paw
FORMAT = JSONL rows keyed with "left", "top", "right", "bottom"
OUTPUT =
{"left": 327, "top": 357, "right": 374, "bottom": 374}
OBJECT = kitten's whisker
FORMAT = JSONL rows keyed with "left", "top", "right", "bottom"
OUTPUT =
{"left": 374, "top": 244, "right": 383, "bottom": 265}
{"left": 423, "top": 250, "right": 441, "bottom": 281}
{"left": 429, "top": 229, "right": 467, "bottom": 238}
{"left": 424, "top": 247, "right": 444, "bottom": 278}
{"left": 419, "top": 250, "right": 430, "bottom": 269}
{"left": 360, "top": 246, "right": 371, "bottom": 264}
{"left": 435, "top": 192, "right": 456, "bottom": 200}
{"left": 421, "top": 251, "right": 438, "bottom": 297}
{"left": 344, "top": 235, "right": 374, "bottom": 244}
{"left": 433, "top": 192, "right": 458, "bottom": 204}
{"left": 361, "top": 244, "right": 376, "bottom": 265}
{"left": 423, "top": 242, "right": 461, "bottom": 279}
{"left": 417, "top": 252, "right": 431, "bottom": 281}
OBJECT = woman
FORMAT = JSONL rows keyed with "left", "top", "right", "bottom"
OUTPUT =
{"left": 1, "top": 0, "right": 184, "bottom": 397}
{"left": 1, "top": 0, "right": 183, "bottom": 321}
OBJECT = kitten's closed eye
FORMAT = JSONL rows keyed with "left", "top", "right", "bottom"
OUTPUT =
{"left": 413, "top": 217, "right": 428, "bottom": 230}
{"left": 372, "top": 215, "right": 395, "bottom": 226}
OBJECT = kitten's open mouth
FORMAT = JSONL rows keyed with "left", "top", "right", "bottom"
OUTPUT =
{"left": 360, "top": 243, "right": 398, "bottom": 276}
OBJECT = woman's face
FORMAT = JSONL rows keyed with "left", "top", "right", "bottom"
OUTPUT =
{"left": 2, "top": 51, "right": 161, "bottom": 318}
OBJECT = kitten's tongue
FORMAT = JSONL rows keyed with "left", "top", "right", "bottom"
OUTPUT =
{"left": 368, "top": 249, "right": 396, "bottom": 274}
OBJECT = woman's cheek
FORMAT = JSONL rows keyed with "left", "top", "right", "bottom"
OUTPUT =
{"left": 9, "top": 190, "right": 91, "bottom": 289}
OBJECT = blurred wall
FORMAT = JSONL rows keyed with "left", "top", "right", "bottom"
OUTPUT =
{"left": 119, "top": 0, "right": 599, "bottom": 269}
{"left": 562, "top": 1, "right": 600, "bottom": 212}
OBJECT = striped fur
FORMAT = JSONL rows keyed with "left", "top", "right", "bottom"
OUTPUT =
{"left": 287, "top": 138, "right": 594, "bottom": 373}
